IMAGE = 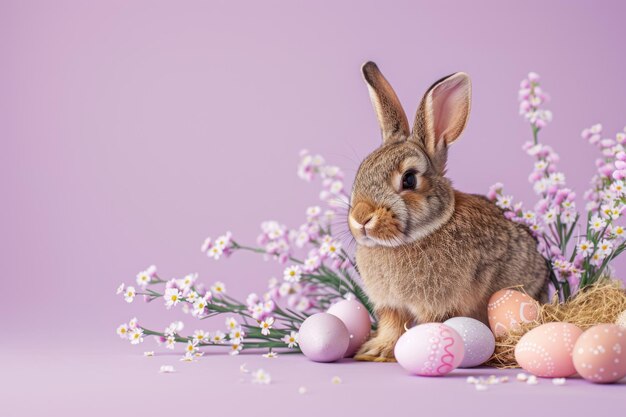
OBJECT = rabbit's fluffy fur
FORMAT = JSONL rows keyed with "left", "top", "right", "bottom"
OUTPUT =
{"left": 349, "top": 62, "right": 549, "bottom": 362}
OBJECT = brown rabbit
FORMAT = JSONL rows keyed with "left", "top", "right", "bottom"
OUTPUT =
{"left": 349, "top": 62, "right": 549, "bottom": 362}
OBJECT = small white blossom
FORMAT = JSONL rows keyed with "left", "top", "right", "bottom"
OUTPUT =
{"left": 577, "top": 240, "right": 594, "bottom": 257}
{"left": 164, "top": 288, "right": 182, "bottom": 309}
{"left": 159, "top": 365, "right": 175, "bottom": 373}
{"left": 116, "top": 324, "right": 129, "bottom": 339}
{"left": 128, "top": 328, "right": 144, "bottom": 345}
{"left": 211, "top": 330, "right": 226, "bottom": 344}
{"left": 262, "top": 351, "right": 278, "bottom": 359}
{"left": 282, "top": 331, "right": 299, "bottom": 348}
{"left": 116, "top": 283, "right": 125, "bottom": 295}
{"left": 211, "top": 281, "right": 226, "bottom": 295}
{"left": 252, "top": 369, "right": 271, "bottom": 384}
{"left": 124, "top": 286, "right": 136, "bottom": 303}
{"left": 260, "top": 317, "right": 275, "bottom": 336}
{"left": 283, "top": 265, "right": 302, "bottom": 283}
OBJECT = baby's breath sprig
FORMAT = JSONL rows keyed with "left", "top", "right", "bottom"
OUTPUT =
{"left": 489, "top": 72, "right": 626, "bottom": 301}
{"left": 116, "top": 152, "right": 375, "bottom": 359}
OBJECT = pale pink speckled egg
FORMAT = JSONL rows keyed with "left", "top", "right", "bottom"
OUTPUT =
{"left": 515, "top": 322, "right": 583, "bottom": 377}
{"left": 299, "top": 313, "right": 349, "bottom": 362}
{"left": 488, "top": 289, "right": 539, "bottom": 337}
{"left": 327, "top": 299, "right": 371, "bottom": 357}
{"left": 573, "top": 324, "right": 626, "bottom": 384}
{"left": 394, "top": 323, "right": 465, "bottom": 376}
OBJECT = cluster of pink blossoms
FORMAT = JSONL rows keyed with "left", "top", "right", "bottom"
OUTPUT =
{"left": 489, "top": 72, "right": 626, "bottom": 299}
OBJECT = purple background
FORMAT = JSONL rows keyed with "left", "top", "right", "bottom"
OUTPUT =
{"left": 2, "top": 1, "right": 625, "bottom": 415}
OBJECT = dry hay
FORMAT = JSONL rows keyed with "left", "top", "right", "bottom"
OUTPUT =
{"left": 487, "top": 280, "right": 626, "bottom": 368}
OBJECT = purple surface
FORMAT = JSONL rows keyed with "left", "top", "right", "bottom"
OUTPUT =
{"left": 2, "top": 0, "right": 626, "bottom": 415}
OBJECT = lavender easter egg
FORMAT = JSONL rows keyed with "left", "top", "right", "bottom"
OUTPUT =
{"left": 444, "top": 317, "right": 495, "bottom": 368}
{"left": 573, "top": 324, "right": 626, "bottom": 383}
{"left": 515, "top": 322, "right": 583, "bottom": 377}
{"left": 394, "top": 323, "right": 465, "bottom": 376}
{"left": 299, "top": 313, "right": 349, "bottom": 362}
{"left": 327, "top": 299, "right": 371, "bottom": 357}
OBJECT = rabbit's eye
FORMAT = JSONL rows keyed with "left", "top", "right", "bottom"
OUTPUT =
{"left": 401, "top": 171, "right": 417, "bottom": 190}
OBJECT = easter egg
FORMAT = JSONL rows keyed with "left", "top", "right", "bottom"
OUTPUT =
{"left": 394, "top": 323, "right": 465, "bottom": 376}
{"left": 298, "top": 313, "right": 349, "bottom": 362}
{"left": 327, "top": 299, "right": 372, "bottom": 357}
{"left": 444, "top": 317, "right": 495, "bottom": 368}
{"left": 515, "top": 322, "right": 583, "bottom": 377}
{"left": 488, "top": 289, "right": 539, "bottom": 337}
{"left": 573, "top": 324, "right": 626, "bottom": 383}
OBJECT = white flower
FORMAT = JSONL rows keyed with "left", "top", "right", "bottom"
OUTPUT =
{"left": 128, "top": 328, "right": 144, "bottom": 345}
{"left": 549, "top": 172, "right": 565, "bottom": 185}
{"left": 192, "top": 330, "right": 208, "bottom": 344}
{"left": 211, "top": 330, "right": 226, "bottom": 344}
{"left": 136, "top": 271, "right": 151, "bottom": 288}
{"left": 614, "top": 225, "right": 625, "bottom": 239}
{"left": 283, "top": 265, "right": 302, "bottom": 283}
{"left": 207, "top": 245, "right": 224, "bottom": 260}
{"left": 229, "top": 340, "right": 243, "bottom": 355}
{"left": 331, "top": 376, "right": 342, "bottom": 384}
{"left": 116, "top": 283, "right": 125, "bottom": 295}
{"left": 144, "top": 351, "right": 154, "bottom": 357}
{"left": 229, "top": 327, "right": 245, "bottom": 341}
{"left": 180, "top": 353, "right": 195, "bottom": 362}
{"left": 320, "top": 240, "right": 341, "bottom": 259}
{"left": 543, "top": 208, "right": 557, "bottom": 224}
{"left": 159, "top": 365, "right": 175, "bottom": 373}
{"left": 496, "top": 195, "right": 513, "bottom": 209}
{"left": 262, "top": 351, "right": 278, "bottom": 359}
{"left": 185, "top": 341, "right": 198, "bottom": 355}
{"left": 165, "top": 335, "right": 176, "bottom": 350}
{"left": 282, "top": 331, "right": 299, "bottom": 348}
{"left": 590, "top": 215, "right": 607, "bottom": 232}
{"left": 186, "top": 291, "right": 199, "bottom": 303}
{"left": 260, "top": 317, "right": 275, "bottom": 336}
{"left": 178, "top": 273, "right": 197, "bottom": 289}
{"left": 598, "top": 239, "right": 613, "bottom": 256}
{"left": 128, "top": 317, "right": 138, "bottom": 329}
{"left": 116, "top": 324, "right": 129, "bottom": 339}
{"left": 164, "top": 288, "right": 182, "bottom": 309}
{"left": 225, "top": 317, "right": 239, "bottom": 331}
{"left": 124, "top": 286, "right": 136, "bottom": 303}
{"left": 252, "top": 369, "right": 271, "bottom": 384}
{"left": 577, "top": 240, "right": 594, "bottom": 257}
{"left": 211, "top": 281, "right": 226, "bottom": 295}
{"left": 214, "top": 232, "right": 232, "bottom": 249}
{"left": 192, "top": 297, "right": 209, "bottom": 317}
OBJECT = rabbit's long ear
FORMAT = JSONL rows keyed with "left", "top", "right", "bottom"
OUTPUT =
{"left": 362, "top": 62, "right": 410, "bottom": 145}
{"left": 410, "top": 72, "right": 471, "bottom": 174}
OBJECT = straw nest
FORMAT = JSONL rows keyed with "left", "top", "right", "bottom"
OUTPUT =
{"left": 487, "top": 280, "right": 626, "bottom": 368}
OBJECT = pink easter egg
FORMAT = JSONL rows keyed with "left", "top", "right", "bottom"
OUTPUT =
{"left": 299, "top": 313, "right": 349, "bottom": 362}
{"left": 327, "top": 299, "right": 371, "bottom": 357}
{"left": 515, "top": 322, "right": 583, "bottom": 377}
{"left": 573, "top": 324, "right": 626, "bottom": 383}
{"left": 394, "top": 323, "right": 465, "bottom": 376}
{"left": 488, "top": 289, "right": 539, "bottom": 337}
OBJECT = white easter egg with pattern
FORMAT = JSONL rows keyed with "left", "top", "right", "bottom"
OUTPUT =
{"left": 515, "top": 322, "right": 583, "bottom": 377}
{"left": 394, "top": 323, "right": 465, "bottom": 376}
{"left": 444, "top": 317, "right": 495, "bottom": 368}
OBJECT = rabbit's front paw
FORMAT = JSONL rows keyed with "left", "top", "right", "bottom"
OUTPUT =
{"left": 354, "top": 336, "right": 397, "bottom": 362}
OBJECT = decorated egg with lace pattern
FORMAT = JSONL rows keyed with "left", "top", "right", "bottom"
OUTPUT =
{"left": 488, "top": 289, "right": 539, "bottom": 337}
{"left": 515, "top": 322, "right": 583, "bottom": 377}
{"left": 394, "top": 323, "right": 465, "bottom": 376}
